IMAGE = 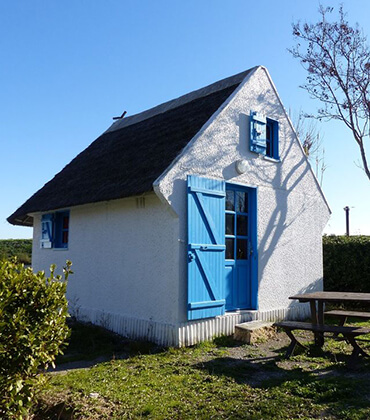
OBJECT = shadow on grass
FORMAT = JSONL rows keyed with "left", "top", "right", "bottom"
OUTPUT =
{"left": 52, "top": 320, "right": 164, "bottom": 372}
{"left": 193, "top": 345, "right": 370, "bottom": 418}
{"left": 194, "top": 327, "right": 370, "bottom": 385}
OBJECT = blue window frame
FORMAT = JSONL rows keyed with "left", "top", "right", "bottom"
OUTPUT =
{"left": 266, "top": 118, "right": 279, "bottom": 159}
{"left": 40, "top": 211, "right": 70, "bottom": 249}
{"left": 54, "top": 211, "right": 69, "bottom": 248}
{"left": 225, "top": 182, "right": 258, "bottom": 311}
{"left": 225, "top": 189, "right": 249, "bottom": 261}
{"left": 250, "top": 111, "right": 279, "bottom": 160}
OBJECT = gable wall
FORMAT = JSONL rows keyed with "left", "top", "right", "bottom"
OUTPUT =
{"left": 155, "top": 67, "right": 330, "bottom": 321}
{"left": 31, "top": 193, "right": 180, "bottom": 325}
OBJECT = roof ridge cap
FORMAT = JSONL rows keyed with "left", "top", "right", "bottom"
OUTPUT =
{"left": 105, "top": 67, "right": 256, "bottom": 133}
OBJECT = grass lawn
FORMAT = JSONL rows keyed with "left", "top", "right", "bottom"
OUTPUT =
{"left": 35, "top": 320, "right": 370, "bottom": 419}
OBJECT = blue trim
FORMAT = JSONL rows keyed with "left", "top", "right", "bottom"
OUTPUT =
{"left": 250, "top": 110, "right": 279, "bottom": 161}
{"left": 224, "top": 180, "right": 258, "bottom": 190}
{"left": 189, "top": 244, "right": 225, "bottom": 250}
{"left": 189, "top": 300, "right": 226, "bottom": 309}
{"left": 266, "top": 118, "right": 279, "bottom": 160}
{"left": 54, "top": 211, "right": 70, "bottom": 249}
{"left": 249, "top": 186, "right": 258, "bottom": 310}
{"left": 225, "top": 182, "right": 258, "bottom": 311}
{"left": 188, "top": 185, "right": 225, "bottom": 196}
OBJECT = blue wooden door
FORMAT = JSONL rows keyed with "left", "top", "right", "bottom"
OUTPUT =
{"left": 225, "top": 185, "right": 255, "bottom": 310}
{"left": 187, "top": 175, "right": 226, "bottom": 320}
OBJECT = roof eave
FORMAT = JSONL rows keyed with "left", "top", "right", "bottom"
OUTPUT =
{"left": 7, "top": 214, "right": 33, "bottom": 227}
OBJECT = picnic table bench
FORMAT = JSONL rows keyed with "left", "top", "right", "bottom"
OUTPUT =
{"left": 289, "top": 291, "right": 370, "bottom": 346}
{"left": 275, "top": 320, "right": 370, "bottom": 359}
{"left": 324, "top": 309, "right": 370, "bottom": 326}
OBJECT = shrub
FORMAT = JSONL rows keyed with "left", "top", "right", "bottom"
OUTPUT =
{"left": 0, "top": 239, "right": 32, "bottom": 265}
{"left": 323, "top": 235, "right": 370, "bottom": 293}
{"left": 0, "top": 259, "right": 72, "bottom": 419}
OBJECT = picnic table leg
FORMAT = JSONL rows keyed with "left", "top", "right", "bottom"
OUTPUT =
{"left": 337, "top": 315, "right": 347, "bottom": 327}
{"left": 284, "top": 329, "right": 307, "bottom": 358}
{"left": 317, "top": 301, "right": 325, "bottom": 347}
{"left": 331, "top": 315, "right": 347, "bottom": 338}
{"left": 345, "top": 335, "right": 369, "bottom": 359}
{"left": 310, "top": 300, "right": 324, "bottom": 347}
{"left": 309, "top": 301, "right": 317, "bottom": 323}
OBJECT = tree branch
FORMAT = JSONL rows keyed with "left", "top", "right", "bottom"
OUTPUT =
{"left": 290, "top": 5, "right": 370, "bottom": 181}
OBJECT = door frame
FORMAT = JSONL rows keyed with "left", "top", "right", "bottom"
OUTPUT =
{"left": 225, "top": 181, "right": 258, "bottom": 310}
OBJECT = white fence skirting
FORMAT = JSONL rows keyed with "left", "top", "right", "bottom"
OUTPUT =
{"left": 75, "top": 303, "right": 310, "bottom": 347}
{"left": 76, "top": 307, "right": 179, "bottom": 347}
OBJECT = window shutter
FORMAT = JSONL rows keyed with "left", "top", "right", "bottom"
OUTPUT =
{"left": 187, "top": 175, "right": 226, "bottom": 320}
{"left": 40, "top": 214, "right": 53, "bottom": 248}
{"left": 250, "top": 111, "right": 267, "bottom": 155}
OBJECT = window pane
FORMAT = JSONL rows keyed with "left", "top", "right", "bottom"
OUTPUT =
{"left": 266, "top": 122, "right": 271, "bottom": 157}
{"left": 237, "top": 239, "right": 248, "bottom": 260}
{"left": 237, "top": 215, "right": 248, "bottom": 236}
{"left": 62, "top": 231, "right": 69, "bottom": 244}
{"left": 225, "top": 214, "right": 234, "bottom": 235}
{"left": 226, "top": 238, "right": 234, "bottom": 260}
{"left": 236, "top": 192, "right": 248, "bottom": 213}
{"left": 266, "top": 143, "right": 271, "bottom": 157}
{"left": 226, "top": 190, "right": 234, "bottom": 211}
{"left": 63, "top": 216, "right": 69, "bottom": 229}
{"left": 55, "top": 212, "right": 69, "bottom": 248}
{"left": 266, "top": 120, "right": 274, "bottom": 158}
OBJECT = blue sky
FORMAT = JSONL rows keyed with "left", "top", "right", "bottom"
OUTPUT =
{"left": 1, "top": 0, "right": 369, "bottom": 238}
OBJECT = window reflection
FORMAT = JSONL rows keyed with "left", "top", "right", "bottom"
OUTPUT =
{"left": 236, "top": 192, "right": 248, "bottom": 213}
{"left": 237, "top": 239, "right": 248, "bottom": 260}
{"left": 237, "top": 215, "right": 248, "bottom": 236}
{"left": 226, "top": 190, "right": 234, "bottom": 211}
{"left": 226, "top": 238, "right": 234, "bottom": 260}
{"left": 225, "top": 214, "right": 234, "bottom": 235}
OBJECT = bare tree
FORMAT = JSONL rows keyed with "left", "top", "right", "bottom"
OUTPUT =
{"left": 289, "top": 6, "right": 370, "bottom": 181}
{"left": 294, "top": 111, "right": 327, "bottom": 187}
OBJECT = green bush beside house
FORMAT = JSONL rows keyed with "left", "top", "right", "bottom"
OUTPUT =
{"left": 0, "top": 259, "right": 72, "bottom": 419}
{"left": 323, "top": 235, "right": 370, "bottom": 293}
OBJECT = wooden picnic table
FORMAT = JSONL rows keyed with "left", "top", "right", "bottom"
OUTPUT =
{"left": 289, "top": 291, "right": 370, "bottom": 346}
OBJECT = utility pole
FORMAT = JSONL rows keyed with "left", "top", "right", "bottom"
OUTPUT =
{"left": 343, "top": 206, "right": 350, "bottom": 236}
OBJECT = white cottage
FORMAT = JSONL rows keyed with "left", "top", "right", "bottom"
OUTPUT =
{"left": 8, "top": 66, "right": 330, "bottom": 346}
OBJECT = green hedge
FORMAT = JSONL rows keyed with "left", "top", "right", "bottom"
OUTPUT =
{"left": 0, "top": 259, "right": 72, "bottom": 419}
{"left": 323, "top": 235, "right": 370, "bottom": 293}
{"left": 0, "top": 239, "right": 32, "bottom": 265}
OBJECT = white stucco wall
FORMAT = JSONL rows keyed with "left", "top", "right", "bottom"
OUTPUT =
{"left": 32, "top": 193, "right": 180, "bottom": 326}
{"left": 30, "top": 66, "right": 330, "bottom": 346}
{"left": 155, "top": 66, "right": 330, "bottom": 322}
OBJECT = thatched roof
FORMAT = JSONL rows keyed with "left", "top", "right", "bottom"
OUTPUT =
{"left": 8, "top": 68, "right": 254, "bottom": 226}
